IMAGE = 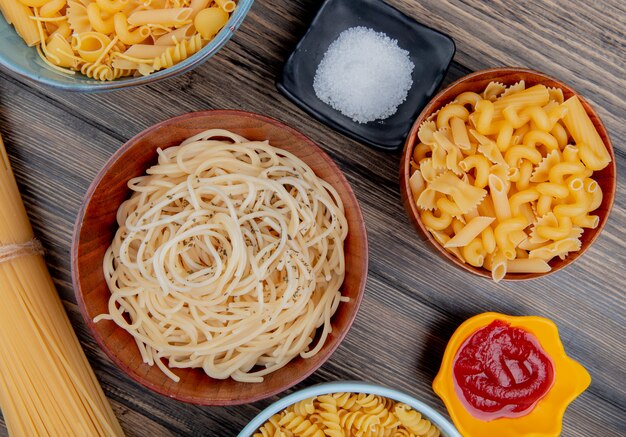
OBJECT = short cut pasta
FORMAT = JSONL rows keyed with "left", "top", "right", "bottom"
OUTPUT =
{"left": 409, "top": 81, "right": 611, "bottom": 282}
{"left": 1, "top": 0, "right": 236, "bottom": 80}
{"left": 255, "top": 393, "right": 441, "bottom": 437}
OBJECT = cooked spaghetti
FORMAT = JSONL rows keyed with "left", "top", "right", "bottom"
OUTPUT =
{"left": 95, "top": 129, "right": 348, "bottom": 382}
{"left": 0, "top": 135, "right": 123, "bottom": 436}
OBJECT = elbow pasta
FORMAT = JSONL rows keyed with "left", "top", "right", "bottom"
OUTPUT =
{"left": 409, "top": 81, "right": 611, "bottom": 282}
{"left": 254, "top": 393, "right": 441, "bottom": 437}
{"left": 1, "top": 0, "right": 236, "bottom": 80}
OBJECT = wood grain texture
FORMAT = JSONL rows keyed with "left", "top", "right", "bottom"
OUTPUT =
{"left": 0, "top": 0, "right": 624, "bottom": 435}
{"left": 400, "top": 67, "right": 617, "bottom": 280}
{"left": 73, "top": 110, "right": 368, "bottom": 406}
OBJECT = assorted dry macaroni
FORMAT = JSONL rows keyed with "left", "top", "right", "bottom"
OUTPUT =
{"left": 409, "top": 81, "right": 611, "bottom": 282}
{"left": 255, "top": 393, "right": 441, "bottom": 437}
{"left": 0, "top": 0, "right": 236, "bottom": 80}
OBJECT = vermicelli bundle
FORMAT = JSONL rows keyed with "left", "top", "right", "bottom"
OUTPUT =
{"left": 0, "top": 136, "right": 123, "bottom": 436}
{"left": 96, "top": 129, "right": 348, "bottom": 382}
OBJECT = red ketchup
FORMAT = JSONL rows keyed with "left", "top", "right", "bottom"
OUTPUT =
{"left": 452, "top": 320, "right": 555, "bottom": 421}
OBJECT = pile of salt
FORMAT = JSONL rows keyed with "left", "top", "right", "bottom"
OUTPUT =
{"left": 313, "top": 26, "right": 415, "bottom": 124}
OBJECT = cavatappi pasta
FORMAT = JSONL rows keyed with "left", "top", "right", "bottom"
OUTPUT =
{"left": 255, "top": 393, "right": 441, "bottom": 437}
{"left": 409, "top": 81, "right": 611, "bottom": 282}
{"left": 0, "top": 0, "right": 235, "bottom": 80}
{"left": 95, "top": 129, "right": 348, "bottom": 382}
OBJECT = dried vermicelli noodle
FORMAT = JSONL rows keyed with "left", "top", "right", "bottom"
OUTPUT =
{"left": 0, "top": 135, "right": 123, "bottom": 436}
{"left": 95, "top": 129, "right": 348, "bottom": 382}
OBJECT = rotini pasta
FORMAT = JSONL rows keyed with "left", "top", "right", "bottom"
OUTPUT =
{"left": 254, "top": 393, "right": 441, "bottom": 437}
{"left": 409, "top": 81, "right": 611, "bottom": 282}
{"left": 1, "top": 0, "right": 236, "bottom": 80}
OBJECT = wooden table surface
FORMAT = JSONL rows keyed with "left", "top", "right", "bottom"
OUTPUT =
{"left": 0, "top": 0, "right": 624, "bottom": 435}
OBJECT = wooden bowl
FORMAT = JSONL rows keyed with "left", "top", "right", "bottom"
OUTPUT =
{"left": 72, "top": 110, "right": 368, "bottom": 405}
{"left": 400, "top": 67, "right": 616, "bottom": 281}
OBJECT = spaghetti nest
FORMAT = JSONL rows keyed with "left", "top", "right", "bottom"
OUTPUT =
{"left": 96, "top": 129, "right": 348, "bottom": 382}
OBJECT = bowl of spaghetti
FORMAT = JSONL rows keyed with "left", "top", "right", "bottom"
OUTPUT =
{"left": 400, "top": 67, "right": 616, "bottom": 282}
{"left": 0, "top": 0, "right": 253, "bottom": 91}
{"left": 72, "top": 110, "right": 368, "bottom": 405}
{"left": 238, "top": 381, "right": 461, "bottom": 437}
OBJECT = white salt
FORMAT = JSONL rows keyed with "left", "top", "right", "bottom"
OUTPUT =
{"left": 313, "top": 26, "right": 415, "bottom": 124}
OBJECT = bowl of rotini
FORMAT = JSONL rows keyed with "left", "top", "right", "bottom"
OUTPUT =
{"left": 239, "top": 381, "right": 461, "bottom": 437}
{"left": 0, "top": 0, "right": 253, "bottom": 91}
{"left": 400, "top": 67, "right": 616, "bottom": 282}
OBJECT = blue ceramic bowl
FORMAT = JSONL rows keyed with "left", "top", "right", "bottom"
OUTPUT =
{"left": 0, "top": 0, "right": 253, "bottom": 92}
{"left": 238, "top": 381, "right": 461, "bottom": 437}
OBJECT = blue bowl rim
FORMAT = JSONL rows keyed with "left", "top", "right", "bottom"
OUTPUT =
{"left": 0, "top": 0, "right": 254, "bottom": 92}
{"left": 238, "top": 381, "right": 461, "bottom": 437}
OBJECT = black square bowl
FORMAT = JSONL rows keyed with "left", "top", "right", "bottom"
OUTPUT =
{"left": 277, "top": 0, "right": 456, "bottom": 151}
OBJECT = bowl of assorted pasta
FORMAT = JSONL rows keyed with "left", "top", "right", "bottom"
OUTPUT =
{"left": 400, "top": 67, "right": 615, "bottom": 282}
{"left": 0, "top": 0, "right": 253, "bottom": 91}
{"left": 72, "top": 110, "right": 368, "bottom": 405}
{"left": 239, "top": 381, "right": 461, "bottom": 437}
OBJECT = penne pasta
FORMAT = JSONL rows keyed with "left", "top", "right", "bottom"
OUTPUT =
{"left": 445, "top": 216, "right": 495, "bottom": 248}
{"left": 506, "top": 258, "right": 551, "bottom": 273}
{"left": 120, "top": 43, "right": 169, "bottom": 58}
{"left": 154, "top": 23, "right": 195, "bottom": 45}
{"left": 128, "top": 8, "right": 192, "bottom": 26}
{"left": 488, "top": 174, "right": 511, "bottom": 222}
{"left": 489, "top": 251, "right": 507, "bottom": 282}
{"left": 0, "top": 0, "right": 40, "bottom": 46}
{"left": 562, "top": 96, "right": 612, "bottom": 170}
{"left": 430, "top": 230, "right": 465, "bottom": 263}
{"left": 493, "top": 85, "right": 550, "bottom": 117}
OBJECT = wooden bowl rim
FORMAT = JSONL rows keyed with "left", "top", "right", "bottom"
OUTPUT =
{"left": 400, "top": 67, "right": 617, "bottom": 281}
{"left": 71, "top": 109, "right": 369, "bottom": 405}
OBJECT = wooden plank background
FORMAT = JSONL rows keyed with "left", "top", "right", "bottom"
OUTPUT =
{"left": 0, "top": 0, "right": 624, "bottom": 435}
